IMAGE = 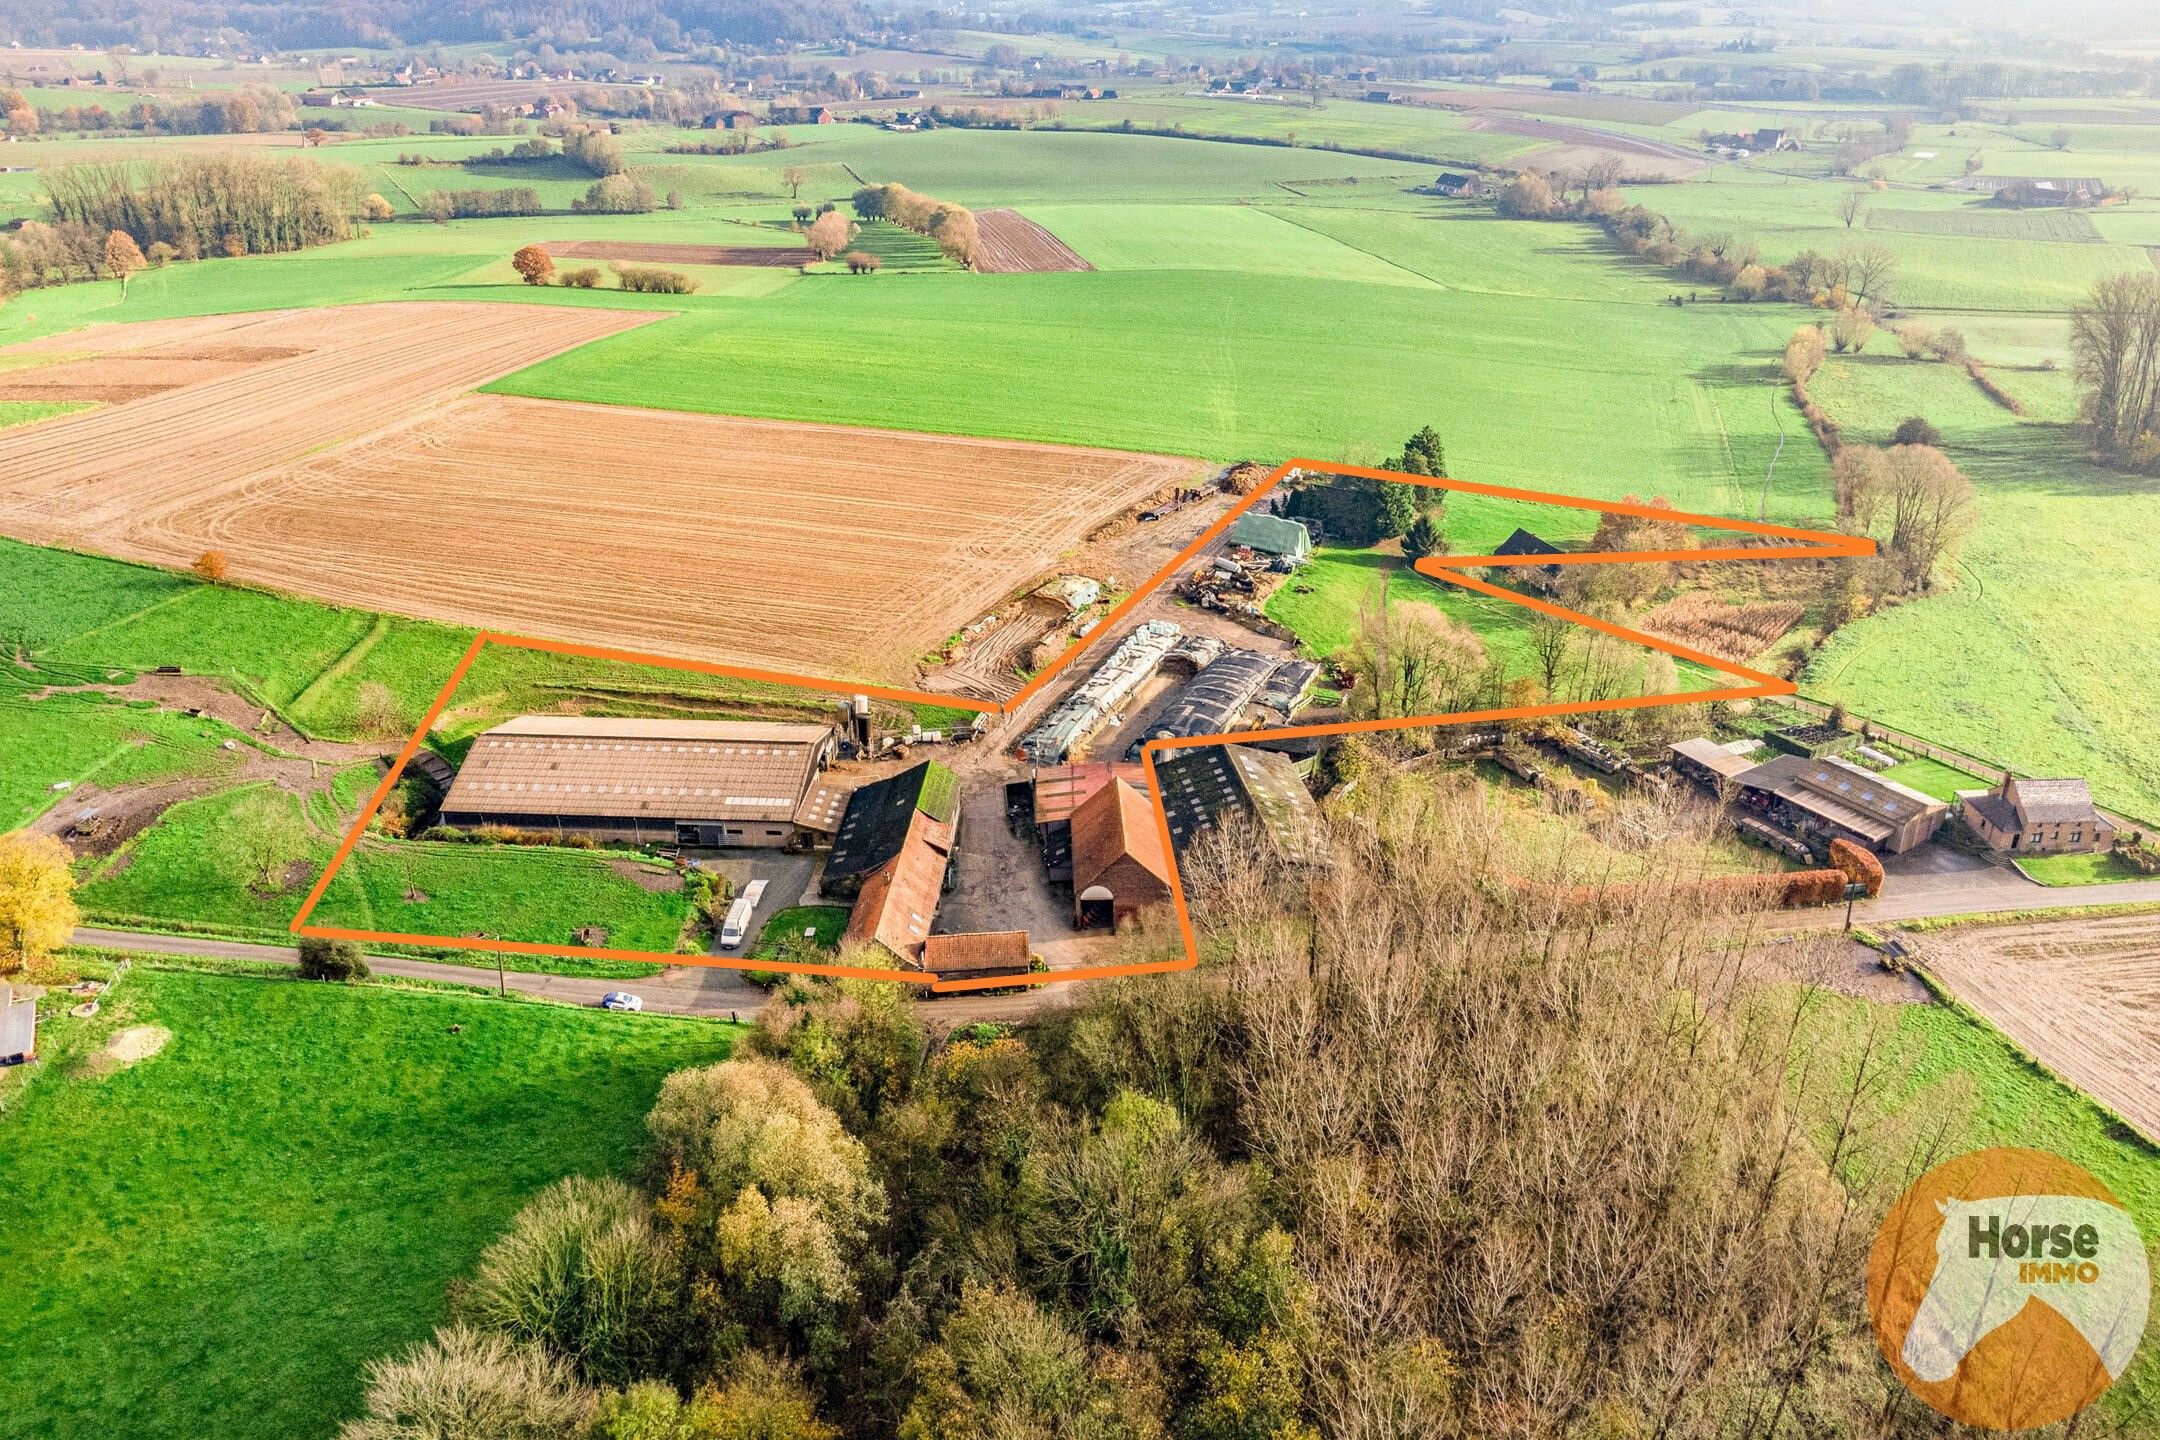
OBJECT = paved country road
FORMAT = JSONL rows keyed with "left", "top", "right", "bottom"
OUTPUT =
{"left": 69, "top": 927, "right": 1072, "bottom": 1023}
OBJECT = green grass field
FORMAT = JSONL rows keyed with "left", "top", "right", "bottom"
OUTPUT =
{"left": 0, "top": 683, "right": 253, "bottom": 828}
{"left": 2015, "top": 850, "right": 2146, "bottom": 886}
{"left": 0, "top": 965, "right": 739, "bottom": 1440}
{"left": 0, "top": 542, "right": 950, "bottom": 746}
{"left": 1878, "top": 755, "right": 1990, "bottom": 803}
{"left": 1821, "top": 990, "right": 2160, "bottom": 1422}
{"left": 487, "top": 266, "right": 1827, "bottom": 523}
{"left": 311, "top": 837, "right": 695, "bottom": 955}
{"left": 73, "top": 782, "right": 691, "bottom": 966}
{"left": 1800, "top": 356, "right": 2160, "bottom": 824}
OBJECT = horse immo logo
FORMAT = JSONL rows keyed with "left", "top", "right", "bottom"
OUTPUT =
{"left": 1869, "top": 1147, "right": 2151, "bottom": 1429}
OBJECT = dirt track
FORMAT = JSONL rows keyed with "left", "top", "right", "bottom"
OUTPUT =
{"left": 1466, "top": 113, "right": 1708, "bottom": 179}
{"left": 973, "top": 210, "right": 1095, "bottom": 274}
{"left": 0, "top": 304, "right": 1198, "bottom": 681}
{"left": 1911, "top": 912, "right": 2160, "bottom": 1140}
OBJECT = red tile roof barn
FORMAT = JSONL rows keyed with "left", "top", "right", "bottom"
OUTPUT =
{"left": 843, "top": 809, "right": 954, "bottom": 965}
{"left": 1070, "top": 776, "right": 1173, "bottom": 925}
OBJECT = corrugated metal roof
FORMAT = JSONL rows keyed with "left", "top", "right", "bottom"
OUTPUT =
{"left": 1672, "top": 737, "right": 1755, "bottom": 779}
{"left": 793, "top": 777, "right": 856, "bottom": 834}
{"left": 441, "top": 717, "right": 832, "bottom": 824}
{"left": 1034, "top": 762, "right": 1150, "bottom": 825}
{"left": 492, "top": 715, "right": 835, "bottom": 743}
{"left": 1157, "top": 743, "right": 1319, "bottom": 858}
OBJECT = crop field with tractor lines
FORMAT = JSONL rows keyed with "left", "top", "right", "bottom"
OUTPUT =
{"left": 0, "top": 304, "right": 1196, "bottom": 683}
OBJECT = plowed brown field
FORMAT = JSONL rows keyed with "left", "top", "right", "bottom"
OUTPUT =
{"left": 973, "top": 210, "right": 1094, "bottom": 274}
{"left": 0, "top": 303, "right": 1197, "bottom": 680}
{"left": 1913, "top": 912, "right": 2160, "bottom": 1140}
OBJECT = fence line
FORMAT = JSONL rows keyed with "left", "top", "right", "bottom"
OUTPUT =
{"left": 1784, "top": 694, "right": 2154, "bottom": 833}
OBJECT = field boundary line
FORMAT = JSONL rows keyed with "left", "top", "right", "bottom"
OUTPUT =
{"left": 291, "top": 460, "right": 1870, "bottom": 991}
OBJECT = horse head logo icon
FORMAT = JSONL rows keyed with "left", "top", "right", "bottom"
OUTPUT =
{"left": 1871, "top": 1149, "right": 2150, "bottom": 1430}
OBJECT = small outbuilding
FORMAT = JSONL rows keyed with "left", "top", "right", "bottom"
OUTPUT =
{"left": 923, "top": 930, "right": 1032, "bottom": 985}
{"left": 1, "top": 989, "right": 35, "bottom": 1066}
{"left": 1030, "top": 575, "right": 1102, "bottom": 616}
{"left": 1226, "top": 512, "right": 1313, "bottom": 565}
{"left": 1492, "top": 527, "right": 1563, "bottom": 591}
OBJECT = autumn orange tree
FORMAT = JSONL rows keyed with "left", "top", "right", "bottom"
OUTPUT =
{"left": 0, "top": 832, "right": 78, "bottom": 975}
{"left": 511, "top": 244, "right": 556, "bottom": 286}
{"left": 802, "top": 211, "right": 853, "bottom": 261}
{"left": 103, "top": 229, "right": 146, "bottom": 297}
{"left": 192, "top": 549, "right": 230, "bottom": 583}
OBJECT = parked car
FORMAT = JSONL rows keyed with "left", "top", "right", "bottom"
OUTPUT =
{"left": 600, "top": 992, "right": 643, "bottom": 1012}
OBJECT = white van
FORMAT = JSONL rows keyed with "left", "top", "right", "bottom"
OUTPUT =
{"left": 718, "top": 879, "right": 769, "bottom": 950}
{"left": 719, "top": 897, "right": 754, "bottom": 949}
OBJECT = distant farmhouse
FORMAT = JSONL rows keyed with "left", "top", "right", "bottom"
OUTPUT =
{"left": 1703, "top": 127, "right": 1799, "bottom": 153}
{"left": 1433, "top": 172, "right": 1486, "bottom": 199}
{"left": 1959, "top": 777, "right": 2115, "bottom": 855}
{"left": 1670, "top": 741, "right": 1947, "bottom": 855}
{"left": 437, "top": 716, "right": 841, "bottom": 848}
{"left": 1155, "top": 743, "right": 1321, "bottom": 860}
{"left": 1492, "top": 527, "right": 1563, "bottom": 592}
{"left": 1993, "top": 177, "right": 2108, "bottom": 207}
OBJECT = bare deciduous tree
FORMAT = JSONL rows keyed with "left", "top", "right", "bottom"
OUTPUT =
{"left": 2069, "top": 270, "right": 2160, "bottom": 460}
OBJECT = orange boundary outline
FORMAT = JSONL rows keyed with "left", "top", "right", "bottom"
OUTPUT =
{"left": 291, "top": 460, "right": 1870, "bottom": 993}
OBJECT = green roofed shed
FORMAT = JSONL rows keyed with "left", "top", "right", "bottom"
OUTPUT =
{"left": 825, "top": 760, "right": 960, "bottom": 896}
{"left": 1227, "top": 512, "right": 1313, "bottom": 563}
